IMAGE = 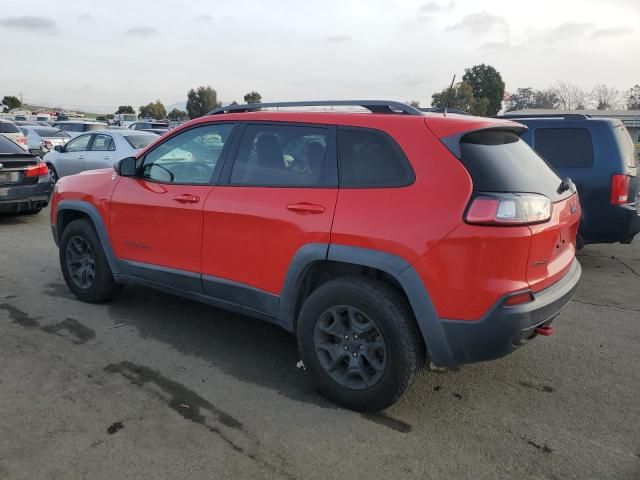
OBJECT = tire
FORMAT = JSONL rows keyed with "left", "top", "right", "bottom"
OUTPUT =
{"left": 47, "top": 164, "right": 58, "bottom": 186}
{"left": 59, "top": 219, "right": 122, "bottom": 303}
{"left": 297, "top": 276, "right": 425, "bottom": 412}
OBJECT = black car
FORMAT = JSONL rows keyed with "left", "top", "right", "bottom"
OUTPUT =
{"left": 503, "top": 113, "right": 639, "bottom": 246}
{"left": 0, "top": 135, "right": 52, "bottom": 215}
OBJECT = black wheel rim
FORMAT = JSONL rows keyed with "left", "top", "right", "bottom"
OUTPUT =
{"left": 65, "top": 235, "right": 96, "bottom": 289}
{"left": 313, "top": 305, "right": 387, "bottom": 390}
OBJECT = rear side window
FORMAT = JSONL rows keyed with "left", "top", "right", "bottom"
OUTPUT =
{"left": 125, "top": 135, "right": 155, "bottom": 149}
{"left": 86, "top": 124, "right": 106, "bottom": 131}
{"left": 534, "top": 128, "right": 594, "bottom": 168}
{"left": 459, "top": 130, "right": 568, "bottom": 202}
{"left": 0, "top": 122, "right": 20, "bottom": 133}
{"left": 230, "top": 124, "right": 331, "bottom": 187}
{"left": 338, "top": 128, "right": 414, "bottom": 187}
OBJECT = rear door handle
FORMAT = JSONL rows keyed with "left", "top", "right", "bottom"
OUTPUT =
{"left": 103, "top": 155, "right": 110, "bottom": 160}
{"left": 287, "top": 202, "right": 325, "bottom": 214}
{"left": 78, "top": 155, "right": 84, "bottom": 160}
{"left": 174, "top": 194, "right": 200, "bottom": 204}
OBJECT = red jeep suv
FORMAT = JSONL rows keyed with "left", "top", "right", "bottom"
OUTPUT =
{"left": 50, "top": 101, "right": 582, "bottom": 411}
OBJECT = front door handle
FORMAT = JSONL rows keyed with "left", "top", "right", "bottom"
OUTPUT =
{"left": 173, "top": 194, "right": 200, "bottom": 204}
{"left": 78, "top": 155, "right": 84, "bottom": 160}
{"left": 103, "top": 155, "right": 111, "bottom": 160}
{"left": 287, "top": 202, "right": 325, "bottom": 214}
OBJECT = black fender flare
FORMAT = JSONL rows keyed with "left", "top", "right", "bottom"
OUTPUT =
{"left": 279, "top": 243, "right": 454, "bottom": 366}
{"left": 53, "top": 199, "right": 122, "bottom": 275}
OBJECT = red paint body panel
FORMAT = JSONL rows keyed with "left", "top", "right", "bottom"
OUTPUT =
{"left": 201, "top": 187, "right": 337, "bottom": 294}
{"left": 109, "top": 177, "right": 214, "bottom": 273}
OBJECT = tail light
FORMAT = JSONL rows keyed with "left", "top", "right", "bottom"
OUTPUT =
{"left": 42, "top": 140, "right": 54, "bottom": 149}
{"left": 25, "top": 162, "right": 49, "bottom": 177}
{"left": 610, "top": 174, "right": 629, "bottom": 205}
{"left": 466, "top": 193, "right": 552, "bottom": 226}
{"left": 16, "top": 135, "right": 28, "bottom": 145}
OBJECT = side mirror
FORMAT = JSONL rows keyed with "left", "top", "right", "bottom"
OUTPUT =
{"left": 54, "top": 145, "right": 62, "bottom": 152}
{"left": 117, "top": 156, "right": 137, "bottom": 177}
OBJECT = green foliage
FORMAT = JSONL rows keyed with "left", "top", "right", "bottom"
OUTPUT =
{"left": 167, "top": 108, "right": 187, "bottom": 120}
{"left": 625, "top": 85, "right": 640, "bottom": 110}
{"left": 243, "top": 91, "right": 262, "bottom": 104}
{"left": 505, "top": 87, "right": 559, "bottom": 111}
{"left": 2, "top": 95, "right": 21, "bottom": 111}
{"left": 138, "top": 100, "right": 167, "bottom": 120}
{"left": 187, "top": 86, "right": 222, "bottom": 119}
{"left": 407, "top": 100, "right": 420, "bottom": 108}
{"left": 462, "top": 64, "right": 505, "bottom": 115}
{"left": 431, "top": 81, "right": 489, "bottom": 115}
{"left": 115, "top": 105, "right": 135, "bottom": 114}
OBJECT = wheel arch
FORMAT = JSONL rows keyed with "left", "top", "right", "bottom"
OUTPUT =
{"left": 55, "top": 200, "right": 121, "bottom": 274}
{"left": 280, "top": 243, "right": 455, "bottom": 366}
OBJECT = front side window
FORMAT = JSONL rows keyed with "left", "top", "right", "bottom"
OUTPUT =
{"left": 534, "top": 128, "right": 594, "bottom": 168}
{"left": 337, "top": 128, "right": 414, "bottom": 188}
{"left": 141, "top": 123, "right": 234, "bottom": 184}
{"left": 91, "top": 134, "right": 115, "bottom": 151}
{"left": 230, "top": 124, "right": 330, "bottom": 187}
{"left": 65, "top": 134, "right": 92, "bottom": 152}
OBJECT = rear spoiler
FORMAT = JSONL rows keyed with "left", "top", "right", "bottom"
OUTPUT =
{"left": 440, "top": 125, "right": 528, "bottom": 159}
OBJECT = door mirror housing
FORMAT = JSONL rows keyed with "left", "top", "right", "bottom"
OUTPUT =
{"left": 54, "top": 145, "right": 63, "bottom": 152}
{"left": 117, "top": 156, "right": 137, "bottom": 177}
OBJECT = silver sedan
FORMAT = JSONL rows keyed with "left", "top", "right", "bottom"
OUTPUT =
{"left": 43, "top": 130, "right": 157, "bottom": 183}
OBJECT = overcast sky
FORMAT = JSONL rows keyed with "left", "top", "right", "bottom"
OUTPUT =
{"left": 2, "top": 0, "right": 639, "bottom": 113}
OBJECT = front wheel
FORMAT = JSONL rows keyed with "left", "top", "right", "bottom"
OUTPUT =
{"left": 59, "top": 219, "right": 122, "bottom": 303}
{"left": 297, "top": 277, "right": 425, "bottom": 412}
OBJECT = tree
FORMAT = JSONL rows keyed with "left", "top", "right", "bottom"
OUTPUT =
{"left": 591, "top": 84, "right": 621, "bottom": 110}
{"left": 431, "top": 81, "right": 489, "bottom": 115}
{"left": 243, "top": 91, "right": 262, "bottom": 104}
{"left": 106, "top": 114, "right": 115, "bottom": 120}
{"left": 462, "top": 64, "right": 505, "bottom": 115}
{"left": 554, "top": 81, "right": 588, "bottom": 110}
{"left": 2, "top": 95, "right": 21, "bottom": 111}
{"left": 115, "top": 105, "right": 135, "bottom": 114}
{"left": 407, "top": 100, "right": 420, "bottom": 108}
{"left": 187, "top": 86, "right": 222, "bottom": 118}
{"left": 167, "top": 108, "right": 187, "bottom": 120}
{"left": 625, "top": 85, "right": 640, "bottom": 110}
{"left": 138, "top": 100, "right": 167, "bottom": 120}
{"left": 504, "top": 87, "right": 559, "bottom": 111}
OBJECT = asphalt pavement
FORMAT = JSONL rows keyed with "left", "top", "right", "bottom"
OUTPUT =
{"left": 0, "top": 209, "right": 638, "bottom": 480}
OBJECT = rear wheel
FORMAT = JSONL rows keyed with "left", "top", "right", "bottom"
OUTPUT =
{"left": 59, "top": 219, "right": 122, "bottom": 302}
{"left": 47, "top": 164, "right": 58, "bottom": 186}
{"left": 297, "top": 276, "right": 424, "bottom": 412}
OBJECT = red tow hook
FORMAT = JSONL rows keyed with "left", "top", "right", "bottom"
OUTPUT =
{"left": 535, "top": 325, "right": 555, "bottom": 337}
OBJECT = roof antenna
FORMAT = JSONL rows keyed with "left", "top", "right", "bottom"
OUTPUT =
{"left": 443, "top": 74, "right": 456, "bottom": 117}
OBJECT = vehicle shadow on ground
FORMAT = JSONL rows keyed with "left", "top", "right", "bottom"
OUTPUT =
{"left": 107, "top": 286, "right": 332, "bottom": 408}
{"left": 0, "top": 214, "right": 28, "bottom": 225}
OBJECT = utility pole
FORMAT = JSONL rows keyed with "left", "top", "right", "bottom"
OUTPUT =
{"left": 19, "top": 91, "right": 24, "bottom": 107}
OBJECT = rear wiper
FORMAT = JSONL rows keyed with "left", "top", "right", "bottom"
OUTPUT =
{"left": 558, "top": 177, "right": 575, "bottom": 193}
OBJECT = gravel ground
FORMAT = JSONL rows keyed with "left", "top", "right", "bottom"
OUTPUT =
{"left": 0, "top": 209, "right": 638, "bottom": 480}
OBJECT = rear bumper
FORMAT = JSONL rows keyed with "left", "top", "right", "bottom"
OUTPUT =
{"left": 439, "top": 259, "right": 581, "bottom": 364}
{"left": 582, "top": 202, "right": 640, "bottom": 244}
{"left": 0, "top": 181, "right": 52, "bottom": 213}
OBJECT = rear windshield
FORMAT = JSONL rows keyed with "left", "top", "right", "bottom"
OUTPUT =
{"left": 124, "top": 135, "right": 155, "bottom": 149}
{"left": 459, "top": 130, "right": 569, "bottom": 202}
{"left": 0, "top": 122, "right": 20, "bottom": 133}
{"left": 32, "top": 127, "right": 68, "bottom": 137}
{"left": 534, "top": 128, "right": 594, "bottom": 168}
{"left": 0, "top": 134, "right": 28, "bottom": 153}
{"left": 613, "top": 125, "right": 637, "bottom": 170}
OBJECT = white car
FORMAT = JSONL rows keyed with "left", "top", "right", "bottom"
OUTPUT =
{"left": 43, "top": 130, "right": 157, "bottom": 183}
{"left": 50, "top": 120, "right": 109, "bottom": 138}
{"left": 0, "top": 119, "right": 29, "bottom": 151}
{"left": 19, "top": 126, "right": 71, "bottom": 156}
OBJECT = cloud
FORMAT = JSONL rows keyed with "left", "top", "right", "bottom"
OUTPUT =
{"left": 590, "top": 26, "right": 634, "bottom": 38}
{"left": 446, "top": 12, "right": 508, "bottom": 35}
{"left": 530, "top": 22, "right": 594, "bottom": 42}
{"left": 194, "top": 14, "right": 212, "bottom": 23}
{"left": 324, "top": 35, "right": 352, "bottom": 42}
{"left": 419, "top": 1, "right": 455, "bottom": 14}
{"left": 124, "top": 26, "right": 159, "bottom": 38}
{"left": 0, "top": 16, "right": 57, "bottom": 33}
{"left": 480, "top": 41, "right": 527, "bottom": 53}
{"left": 77, "top": 14, "right": 94, "bottom": 22}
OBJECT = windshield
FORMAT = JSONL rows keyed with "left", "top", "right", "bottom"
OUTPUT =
{"left": 125, "top": 135, "right": 156, "bottom": 149}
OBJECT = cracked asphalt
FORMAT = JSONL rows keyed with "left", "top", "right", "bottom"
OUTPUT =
{"left": 0, "top": 209, "right": 639, "bottom": 480}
